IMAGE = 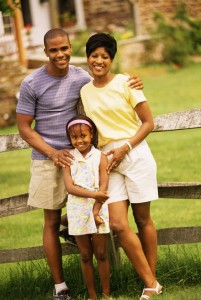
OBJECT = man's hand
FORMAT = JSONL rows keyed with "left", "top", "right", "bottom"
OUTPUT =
{"left": 50, "top": 149, "right": 74, "bottom": 167}
{"left": 126, "top": 75, "right": 144, "bottom": 90}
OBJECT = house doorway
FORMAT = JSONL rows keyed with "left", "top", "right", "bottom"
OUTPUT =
{"left": 58, "top": 0, "right": 76, "bottom": 28}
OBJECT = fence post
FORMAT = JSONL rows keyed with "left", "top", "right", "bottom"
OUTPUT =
{"left": 106, "top": 231, "right": 121, "bottom": 267}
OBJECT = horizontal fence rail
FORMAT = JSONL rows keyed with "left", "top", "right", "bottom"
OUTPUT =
{"left": 153, "top": 108, "right": 201, "bottom": 132}
{"left": 0, "top": 107, "right": 201, "bottom": 264}
{"left": 0, "top": 242, "right": 79, "bottom": 264}
{"left": 0, "top": 134, "right": 29, "bottom": 153}
{"left": 1, "top": 183, "right": 201, "bottom": 218}
{"left": 1, "top": 108, "right": 201, "bottom": 153}
{"left": 0, "top": 226, "right": 201, "bottom": 264}
{"left": 158, "top": 182, "right": 201, "bottom": 199}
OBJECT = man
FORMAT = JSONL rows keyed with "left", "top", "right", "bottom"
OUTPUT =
{"left": 16, "top": 28, "right": 143, "bottom": 300}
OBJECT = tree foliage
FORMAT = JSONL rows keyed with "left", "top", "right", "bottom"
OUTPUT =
{"left": 0, "top": 0, "right": 20, "bottom": 15}
{"left": 150, "top": 2, "right": 201, "bottom": 66}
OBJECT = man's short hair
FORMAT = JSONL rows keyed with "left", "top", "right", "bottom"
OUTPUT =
{"left": 44, "top": 28, "right": 70, "bottom": 48}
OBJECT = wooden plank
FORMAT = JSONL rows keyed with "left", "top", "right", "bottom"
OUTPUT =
{"left": 0, "top": 193, "right": 34, "bottom": 217}
{"left": 153, "top": 108, "right": 201, "bottom": 132}
{"left": 158, "top": 182, "right": 201, "bottom": 199}
{"left": 1, "top": 226, "right": 200, "bottom": 263}
{"left": 1, "top": 108, "right": 200, "bottom": 153}
{"left": 106, "top": 231, "right": 121, "bottom": 266}
{"left": 0, "top": 133, "right": 29, "bottom": 152}
{"left": 1, "top": 182, "right": 200, "bottom": 218}
{"left": 114, "top": 227, "right": 201, "bottom": 247}
{"left": 157, "top": 226, "right": 201, "bottom": 245}
{"left": 0, "top": 242, "right": 79, "bottom": 264}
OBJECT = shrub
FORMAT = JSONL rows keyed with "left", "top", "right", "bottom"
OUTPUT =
{"left": 149, "top": 2, "right": 201, "bottom": 66}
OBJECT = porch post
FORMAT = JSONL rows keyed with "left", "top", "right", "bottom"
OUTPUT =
{"left": 49, "top": 0, "right": 60, "bottom": 28}
{"left": 74, "top": 0, "right": 87, "bottom": 30}
{"left": 7, "top": 0, "right": 27, "bottom": 66}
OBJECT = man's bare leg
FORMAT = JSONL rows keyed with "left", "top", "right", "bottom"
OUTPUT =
{"left": 43, "top": 209, "right": 64, "bottom": 283}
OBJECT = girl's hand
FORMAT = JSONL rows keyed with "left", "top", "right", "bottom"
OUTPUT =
{"left": 94, "top": 191, "right": 109, "bottom": 203}
{"left": 106, "top": 144, "right": 130, "bottom": 173}
{"left": 126, "top": 75, "right": 144, "bottom": 90}
{"left": 52, "top": 149, "right": 74, "bottom": 168}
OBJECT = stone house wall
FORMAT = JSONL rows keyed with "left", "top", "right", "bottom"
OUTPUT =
{"left": 135, "top": 0, "right": 201, "bottom": 35}
{"left": 81, "top": 0, "right": 201, "bottom": 71}
{"left": 83, "top": 0, "right": 201, "bottom": 33}
{"left": 83, "top": 0, "right": 132, "bottom": 31}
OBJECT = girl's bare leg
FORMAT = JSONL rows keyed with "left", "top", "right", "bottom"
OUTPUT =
{"left": 75, "top": 235, "right": 97, "bottom": 300}
{"left": 132, "top": 202, "right": 157, "bottom": 276}
{"left": 92, "top": 234, "right": 110, "bottom": 297}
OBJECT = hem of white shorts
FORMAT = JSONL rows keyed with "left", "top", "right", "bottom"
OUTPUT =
{"left": 107, "top": 195, "right": 128, "bottom": 204}
{"left": 129, "top": 196, "right": 158, "bottom": 204}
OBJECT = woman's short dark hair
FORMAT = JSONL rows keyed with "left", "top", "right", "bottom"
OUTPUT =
{"left": 86, "top": 33, "right": 117, "bottom": 60}
{"left": 66, "top": 114, "right": 98, "bottom": 148}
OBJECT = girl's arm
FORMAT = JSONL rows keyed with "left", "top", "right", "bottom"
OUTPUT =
{"left": 107, "top": 101, "right": 154, "bottom": 172}
{"left": 63, "top": 164, "right": 109, "bottom": 202}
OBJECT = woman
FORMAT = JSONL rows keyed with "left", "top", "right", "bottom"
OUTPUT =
{"left": 80, "top": 33, "right": 162, "bottom": 299}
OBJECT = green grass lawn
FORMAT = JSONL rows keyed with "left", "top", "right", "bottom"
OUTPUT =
{"left": 0, "top": 62, "right": 201, "bottom": 299}
{"left": 136, "top": 62, "right": 201, "bottom": 115}
{"left": 1, "top": 246, "right": 201, "bottom": 299}
{"left": 1, "top": 62, "right": 200, "bottom": 245}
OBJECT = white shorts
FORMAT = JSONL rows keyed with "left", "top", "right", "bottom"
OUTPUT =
{"left": 101, "top": 139, "right": 158, "bottom": 204}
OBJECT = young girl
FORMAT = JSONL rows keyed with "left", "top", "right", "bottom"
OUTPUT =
{"left": 62, "top": 114, "right": 111, "bottom": 300}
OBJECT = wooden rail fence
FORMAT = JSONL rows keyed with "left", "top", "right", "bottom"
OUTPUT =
{"left": 0, "top": 107, "right": 201, "bottom": 264}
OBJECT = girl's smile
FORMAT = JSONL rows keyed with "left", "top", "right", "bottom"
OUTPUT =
{"left": 69, "top": 124, "right": 93, "bottom": 157}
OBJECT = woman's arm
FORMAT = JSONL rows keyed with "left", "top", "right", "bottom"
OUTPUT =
{"left": 107, "top": 101, "right": 154, "bottom": 172}
{"left": 127, "top": 101, "right": 154, "bottom": 147}
{"left": 99, "top": 153, "right": 109, "bottom": 192}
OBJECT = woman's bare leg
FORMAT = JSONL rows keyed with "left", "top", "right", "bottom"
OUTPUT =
{"left": 108, "top": 201, "right": 160, "bottom": 297}
{"left": 132, "top": 202, "right": 157, "bottom": 276}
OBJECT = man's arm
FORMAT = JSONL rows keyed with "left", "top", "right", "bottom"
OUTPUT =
{"left": 17, "top": 113, "right": 71, "bottom": 165}
{"left": 127, "top": 75, "right": 144, "bottom": 90}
